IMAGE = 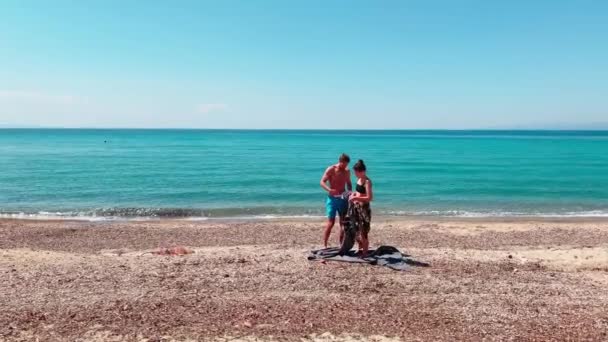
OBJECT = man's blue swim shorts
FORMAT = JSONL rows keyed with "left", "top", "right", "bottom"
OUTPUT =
{"left": 326, "top": 196, "right": 348, "bottom": 219}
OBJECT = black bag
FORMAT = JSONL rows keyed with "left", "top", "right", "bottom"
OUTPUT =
{"left": 338, "top": 202, "right": 358, "bottom": 255}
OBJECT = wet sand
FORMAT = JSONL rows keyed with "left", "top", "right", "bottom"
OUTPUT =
{"left": 1, "top": 218, "right": 608, "bottom": 341}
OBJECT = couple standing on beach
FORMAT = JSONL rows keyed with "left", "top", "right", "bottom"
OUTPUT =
{"left": 320, "top": 153, "right": 373, "bottom": 255}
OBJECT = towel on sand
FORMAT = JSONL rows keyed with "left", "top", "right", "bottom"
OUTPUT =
{"left": 308, "top": 245, "right": 429, "bottom": 271}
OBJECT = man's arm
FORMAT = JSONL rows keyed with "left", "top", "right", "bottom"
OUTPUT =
{"left": 346, "top": 170, "right": 353, "bottom": 191}
{"left": 320, "top": 167, "right": 336, "bottom": 195}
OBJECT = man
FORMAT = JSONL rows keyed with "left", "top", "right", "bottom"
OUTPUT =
{"left": 320, "top": 153, "right": 352, "bottom": 248}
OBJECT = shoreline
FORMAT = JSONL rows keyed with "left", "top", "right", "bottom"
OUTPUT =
{"left": 3, "top": 214, "right": 608, "bottom": 224}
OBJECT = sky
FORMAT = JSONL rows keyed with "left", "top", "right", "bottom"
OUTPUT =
{"left": 1, "top": 0, "right": 607, "bottom": 129}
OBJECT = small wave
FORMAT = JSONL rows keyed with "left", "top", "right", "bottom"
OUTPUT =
{"left": 0, "top": 211, "right": 138, "bottom": 221}
{"left": 383, "top": 209, "right": 608, "bottom": 218}
{"left": 2, "top": 207, "right": 608, "bottom": 221}
{"left": 218, "top": 214, "right": 323, "bottom": 220}
{"left": 0, "top": 207, "right": 325, "bottom": 221}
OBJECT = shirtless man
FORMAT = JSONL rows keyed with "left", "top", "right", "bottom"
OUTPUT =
{"left": 320, "top": 153, "right": 352, "bottom": 248}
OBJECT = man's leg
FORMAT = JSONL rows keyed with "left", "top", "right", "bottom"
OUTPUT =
{"left": 323, "top": 197, "right": 337, "bottom": 248}
{"left": 323, "top": 218, "right": 335, "bottom": 248}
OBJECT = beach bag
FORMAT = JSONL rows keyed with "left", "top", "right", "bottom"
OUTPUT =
{"left": 338, "top": 194, "right": 358, "bottom": 255}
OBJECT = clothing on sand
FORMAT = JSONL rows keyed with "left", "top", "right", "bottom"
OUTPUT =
{"left": 308, "top": 245, "right": 430, "bottom": 271}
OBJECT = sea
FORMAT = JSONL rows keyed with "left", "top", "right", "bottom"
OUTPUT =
{"left": 1, "top": 129, "right": 607, "bottom": 220}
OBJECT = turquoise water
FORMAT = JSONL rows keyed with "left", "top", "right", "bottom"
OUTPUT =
{"left": 1, "top": 129, "right": 608, "bottom": 219}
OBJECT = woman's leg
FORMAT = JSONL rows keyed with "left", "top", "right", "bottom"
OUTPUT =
{"left": 361, "top": 204, "right": 371, "bottom": 257}
{"left": 359, "top": 230, "right": 369, "bottom": 258}
{"left": 355, "top": 234, "right": 363, "bottom": 253}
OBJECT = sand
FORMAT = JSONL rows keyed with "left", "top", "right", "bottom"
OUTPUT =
{"left": 1, "top": 217, "right": 608, "bottom": 341}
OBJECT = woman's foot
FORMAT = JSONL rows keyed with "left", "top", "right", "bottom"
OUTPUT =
{"left": 356, "top": 249, "right": 367, "bottom": 258}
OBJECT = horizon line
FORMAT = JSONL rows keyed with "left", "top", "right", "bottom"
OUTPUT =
{"left": 2, "top": 127, "right": 608, "bottom": 132}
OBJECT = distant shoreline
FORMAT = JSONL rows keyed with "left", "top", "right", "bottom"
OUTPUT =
{"left": 2, "top": 127, "right": 608, "bottom": 131}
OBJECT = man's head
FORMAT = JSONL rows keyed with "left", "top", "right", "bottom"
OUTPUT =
{"left": 337, "top": 153, "right": 350, "bottom": 170}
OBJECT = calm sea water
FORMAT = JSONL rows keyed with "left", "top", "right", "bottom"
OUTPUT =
{"left": 1, "top": 129, "right": 608, "bottom": 219}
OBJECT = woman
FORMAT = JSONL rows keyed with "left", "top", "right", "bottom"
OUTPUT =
{"left": 349, "top": 159, "right": 373, "bottom": 257}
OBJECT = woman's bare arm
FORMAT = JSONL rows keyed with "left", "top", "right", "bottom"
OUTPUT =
{"left": 350, "top": 179, "right": 373, "bottom": 202}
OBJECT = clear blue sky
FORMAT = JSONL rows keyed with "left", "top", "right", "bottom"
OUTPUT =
{"left": 1, "top": 0, "right": 607, "bottom": 129}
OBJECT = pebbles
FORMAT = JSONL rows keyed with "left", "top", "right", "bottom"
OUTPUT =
{"left": 1, "top": 218, "right": 608, "bottom": 340}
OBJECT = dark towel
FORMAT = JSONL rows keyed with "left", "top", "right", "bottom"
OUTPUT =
{"left": 308, "top": 245, "right": 430, "bottom": 271}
